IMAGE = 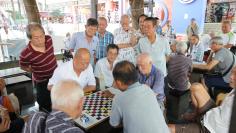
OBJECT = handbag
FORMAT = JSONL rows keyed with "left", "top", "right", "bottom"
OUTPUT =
{"left": 230, "top": 46, "right": 236, "bottom": 54}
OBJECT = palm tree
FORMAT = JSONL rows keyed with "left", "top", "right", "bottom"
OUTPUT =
{"left": 22, "top": 0, "right": 41, "bottom": 24}
{"left": 129, "top": 0, "right": 144, "bottom": 30}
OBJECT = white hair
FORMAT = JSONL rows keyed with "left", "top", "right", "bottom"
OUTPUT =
{"left": 137, "top": 53, "right": 153, "bottom": 63}
{"left": 176, "top": 41, "right": 187, "bottom": 54}
{"left": 51, "top": 80, "right": 84, "bottom": 109}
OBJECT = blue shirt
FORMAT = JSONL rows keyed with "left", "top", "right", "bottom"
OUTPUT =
{"left": 138, "top": 65, "right": 165, "bottom": 101}
{"left": 95, "top": 31, "right": 114, "bottom": 59}
{"left": 69, "top": 32, "right": 99, "bottom": 65}
{"left": 156, "top": 25, "right": 162, "bottom": 35}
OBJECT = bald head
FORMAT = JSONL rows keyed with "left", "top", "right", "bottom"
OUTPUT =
{"left": 137, "top": 53, "right": 153, "bottom": 75}
{"left": 74, "top": 48, "right": 90, "bottom": 59}
{"left": 73, "top": 48, "right": 91, "bottom": 73}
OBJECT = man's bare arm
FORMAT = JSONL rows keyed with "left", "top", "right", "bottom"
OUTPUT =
{"left": 83, "top": 85, "right": 96, "bottom": 93}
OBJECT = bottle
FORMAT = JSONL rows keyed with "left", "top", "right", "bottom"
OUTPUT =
{"left": 99, "top": 73, "right": 105, "bottom": 91}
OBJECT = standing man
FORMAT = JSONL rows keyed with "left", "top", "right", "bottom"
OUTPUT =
{"left": 221, "top": 20, "right": 236, "bottom": 48}
{"left": 48, "top": 48, "right": 96, "bottom": 93}
{"left": 96, "top": 17, "right": 114, "bottom": 60}
{"left": 155, "top": 17, "right": 163, "bottom": 35}
{"left": 19, "top": 23, "right": 57, "bottom": 112}
{"left": 110, "top": 61, "right": 169, "bottom": 133}
{"left": 69, "top": 18, "right": 98, "bottom": 65}
{"left": 137, "top": 17, "right": 171, "bottom": 77}
{"left": 186, "top": 18, "right": 199, "bottom": 41}
{"left": 113, "top": 14, "right": 137, "bottom": 63}
{"left": 137, "top": 14, "right": 147, "bottom": 38}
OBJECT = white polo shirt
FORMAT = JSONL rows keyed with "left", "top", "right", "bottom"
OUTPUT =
{"left": 221, "top": 32, "right": 236, "bottom": 46}
{"left": 203, "top": 89, "right": 235, "bottom": 133}
{"left": 94, "top": 57, "right": 116, "bottom": 88}
{"left": 48, "top": 60, "right": 96, "bottom": 89}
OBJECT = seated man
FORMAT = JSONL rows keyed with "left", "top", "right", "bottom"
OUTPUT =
{"left": 188, "top": 34, "right": 204, "bottom": 62}
{"left": 110, "top": 61, "right": 169, "bottom": 133}
{"left": 169, "top": 66, "right": 236, "bottom": 133}
{"left": 136, "top": 53, "right": 165, "bottom": 110}
{"left": 94, "top": 44, "right": 119, "bottom": 90}
{"left": 167, "top": 41, "right": 192, "bottom": 93}
{"left": 24, "top": 80, "right": 85, "bottom": 133}
{"left": 193, "top": 36, "right": 235, "bottom": 96}
{"left": 48, "top": 48, "right": 96, "bottom": 93}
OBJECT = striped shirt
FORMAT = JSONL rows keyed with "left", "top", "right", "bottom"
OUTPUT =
{"left": 167, "top": 54, "right": 192, "bottom": 91}
{"left": 95, "top": 31, "right": 114, "bottom": 59}
{"left": 46, "top": 110, "right": 84, "bottom": 133}
{"left": 19, "top": 35, "right": 57, "bottom": 82}
{"left": 22, "top": 111, "right": 48, "bottom": 133}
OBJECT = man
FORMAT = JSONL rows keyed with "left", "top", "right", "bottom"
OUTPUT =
{"left": 188, "top": 34, "right": 204, "bottom": 62}
{"left": 193, "top": 36, "right": 235, "bottom": 95}
{"left": 96, "top": 17, "right": 114, "bottom": 59}
{"left": 137, "top": 53, "right": 165, "bottom": 105}
{"left": 155, "top": 17, "right": 162, "bottom": 35}
{"left": 163, "top": 20, "right": 176, "bottom": 44}
{"left": 186, "top": 18, "right": 199, "bottom": 41}
{"left": 69, "top": 18, "right": 98, "bottom": 65}
{"left": 113, "top": 14, "right": 137, "bottom": 63}
{"left": 167, "top": 41, "right": 192, "bottom": 92}
{"left": 221, "top": 20, "right": 236, "bottom": 48}
{"left": 23, "top": 80, "right": 85, "bottom": 133}
{"left": 137, "top": 17, "right": 171, "bottom": 77}
{"left": 46, "top": 80, "right": 84, "bottom": 132}
{"left": 169, "top": 66, "right": 236, "bottom": 133}
{"left": 19, "top": 23, "right": 57, "bottom": 112}
{"left": 137, "top": 14, "right": 147, "bottom": 38}
{"left": 94, "top": 44, "right": 119, "bottom": 90}
{"left": 110, "top": 61, "right": 169, "bottom": 133}
{"left": 201, "top": 31, "right": 215, "bottom": 51}
{"left": 48, "top": 48, "right": 96, "bottom": 93}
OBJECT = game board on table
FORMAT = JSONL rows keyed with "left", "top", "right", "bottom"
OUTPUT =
{"left": 74, "top": 91, "right": 113, "bottom": 130}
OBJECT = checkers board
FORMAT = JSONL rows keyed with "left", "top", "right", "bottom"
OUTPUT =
{"left": 74, "top": 91, "right": 113, "bottom": 130}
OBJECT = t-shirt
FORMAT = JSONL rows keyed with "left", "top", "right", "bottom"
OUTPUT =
{"left": 137, "top": 34, "right": 171, "bottom": 76}
{"left": 167, "top": 54, "right": 192, "bottom": 91}
{"left": 109, "top": 82, "right": 169, "bottom": 133}
{"left": 213, "top": 48, "right": 236, "bottom": 83}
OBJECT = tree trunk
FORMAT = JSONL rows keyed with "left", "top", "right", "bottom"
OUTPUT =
{"left": 22, "top": 0, "right": 41, "bottom": 24}
{"left": 129, "top": 0, "right": 144, "bottom": 30}
{"left": 10, "top": 0, "right": 16, "bottom": 21}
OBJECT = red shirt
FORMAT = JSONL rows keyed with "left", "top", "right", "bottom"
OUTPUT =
{"left": 19, "top": 35, "right": 57, "bottom": 82}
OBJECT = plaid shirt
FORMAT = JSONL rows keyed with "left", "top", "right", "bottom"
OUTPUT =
{"left": 96, "top": 31, "right": 114, "bottom": 59}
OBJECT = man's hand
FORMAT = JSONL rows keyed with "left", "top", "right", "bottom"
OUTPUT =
{"left": 0, "top": 79, "right": 6, "bottom": 91}
{"left": 0, "top": 110, "right": 10, "bottom": 132}
{"left": 102, "top": 90, "right": 114, "bottom": 98}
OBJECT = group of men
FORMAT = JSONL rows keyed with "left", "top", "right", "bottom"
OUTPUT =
{"left": 17, "top": 13, "right": 236, "bottom": 133}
